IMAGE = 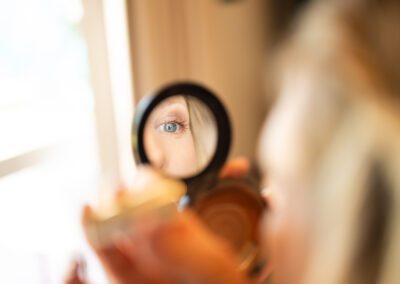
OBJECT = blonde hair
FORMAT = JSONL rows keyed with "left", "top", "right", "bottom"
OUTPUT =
{"left": 185, "top": 96, "right": 217, "bottom": 170}
{"left": 275, "top": 1, "right": 400, "bottom": 283}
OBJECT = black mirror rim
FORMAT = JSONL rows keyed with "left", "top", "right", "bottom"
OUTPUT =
{"left": 132, "top": 81, "right": 232, "bottom": 187}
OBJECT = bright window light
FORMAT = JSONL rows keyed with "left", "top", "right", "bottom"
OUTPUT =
{"left": 0, "top": 0, "right": 106, "bottom": 283}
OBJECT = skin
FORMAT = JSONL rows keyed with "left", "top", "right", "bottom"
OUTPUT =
{"left": 144, "top": 96, "right": 198, "bottom": 178}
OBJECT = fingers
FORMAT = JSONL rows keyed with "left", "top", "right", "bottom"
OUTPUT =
{"left": 219, "top": 157, "right": 250, "bottom": 178}
{"left": 80, "top": 172, "right": 251, "bottom": 283}
{"left": 149, "top": 211, "right": 248, "bottom": 284}
{"left": 99, "top": 246, "right": 153, "bottom": 284}
{"left": 82, "top": 202, "right": 174, "bottom": 283}
{"left": 82, "top": 206, "right": 248, "bottom": 283}
{"left": 81, "top": 205, "right": 150, "bottom": 284}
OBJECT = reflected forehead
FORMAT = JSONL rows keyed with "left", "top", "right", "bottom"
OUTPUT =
{"left": 158, "top": 95, "right": 186, "bottom": 108}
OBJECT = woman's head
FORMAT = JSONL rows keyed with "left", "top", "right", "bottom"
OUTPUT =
{"left": 258, "top": 1, "right": 400, "bottom": 283}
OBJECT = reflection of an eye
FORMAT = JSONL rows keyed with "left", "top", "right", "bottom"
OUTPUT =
{"left": 157, "top": 121, "right": 185, "bottom": 134}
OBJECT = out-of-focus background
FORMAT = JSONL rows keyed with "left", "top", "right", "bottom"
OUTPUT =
{"left": 0, "top": 0, "right": 307, "bottom": 282}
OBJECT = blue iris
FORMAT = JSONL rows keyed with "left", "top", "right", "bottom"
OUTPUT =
{"left": 162, "top": 122, "right": 179, "bottom": 133}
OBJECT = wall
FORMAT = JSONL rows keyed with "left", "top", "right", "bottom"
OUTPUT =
{"left": 126, "top": 0, "right": 268, "bottom": 158}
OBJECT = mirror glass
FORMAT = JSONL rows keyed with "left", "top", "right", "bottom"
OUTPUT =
{"left": 144, "top": 95, "right": 218, "bottom": 178}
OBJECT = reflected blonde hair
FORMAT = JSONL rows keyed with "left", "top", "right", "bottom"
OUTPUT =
{"left": 276, "top": 1, "right": 400, "bottom": 283}
{"left": 185, "top": 97, "right": 217, "bottom": 170}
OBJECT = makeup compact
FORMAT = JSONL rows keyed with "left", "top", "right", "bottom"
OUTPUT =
{"left": 131, "top": 82, "right": 266, "bottom": 275}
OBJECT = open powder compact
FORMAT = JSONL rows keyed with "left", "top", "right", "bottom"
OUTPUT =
{"left": 132, "top": 82, "right": 266, "bottom": 276}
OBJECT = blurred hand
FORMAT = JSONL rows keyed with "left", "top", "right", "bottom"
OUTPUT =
{"left": 219, "top": 157, "right": 250, "bottom": 179}
{"left": 73, "top": 158, "right": 253, "bottom": 284}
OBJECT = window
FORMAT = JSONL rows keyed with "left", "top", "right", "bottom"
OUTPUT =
{"left": 0, "top": 0, "right": 93, "bottom": 162}
{"left": 0, "top": 0, "right": 133, "bottom": 282}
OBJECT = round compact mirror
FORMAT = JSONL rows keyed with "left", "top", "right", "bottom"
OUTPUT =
{"left": 132, "top": 82, "right": 231, "bottom": 186}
